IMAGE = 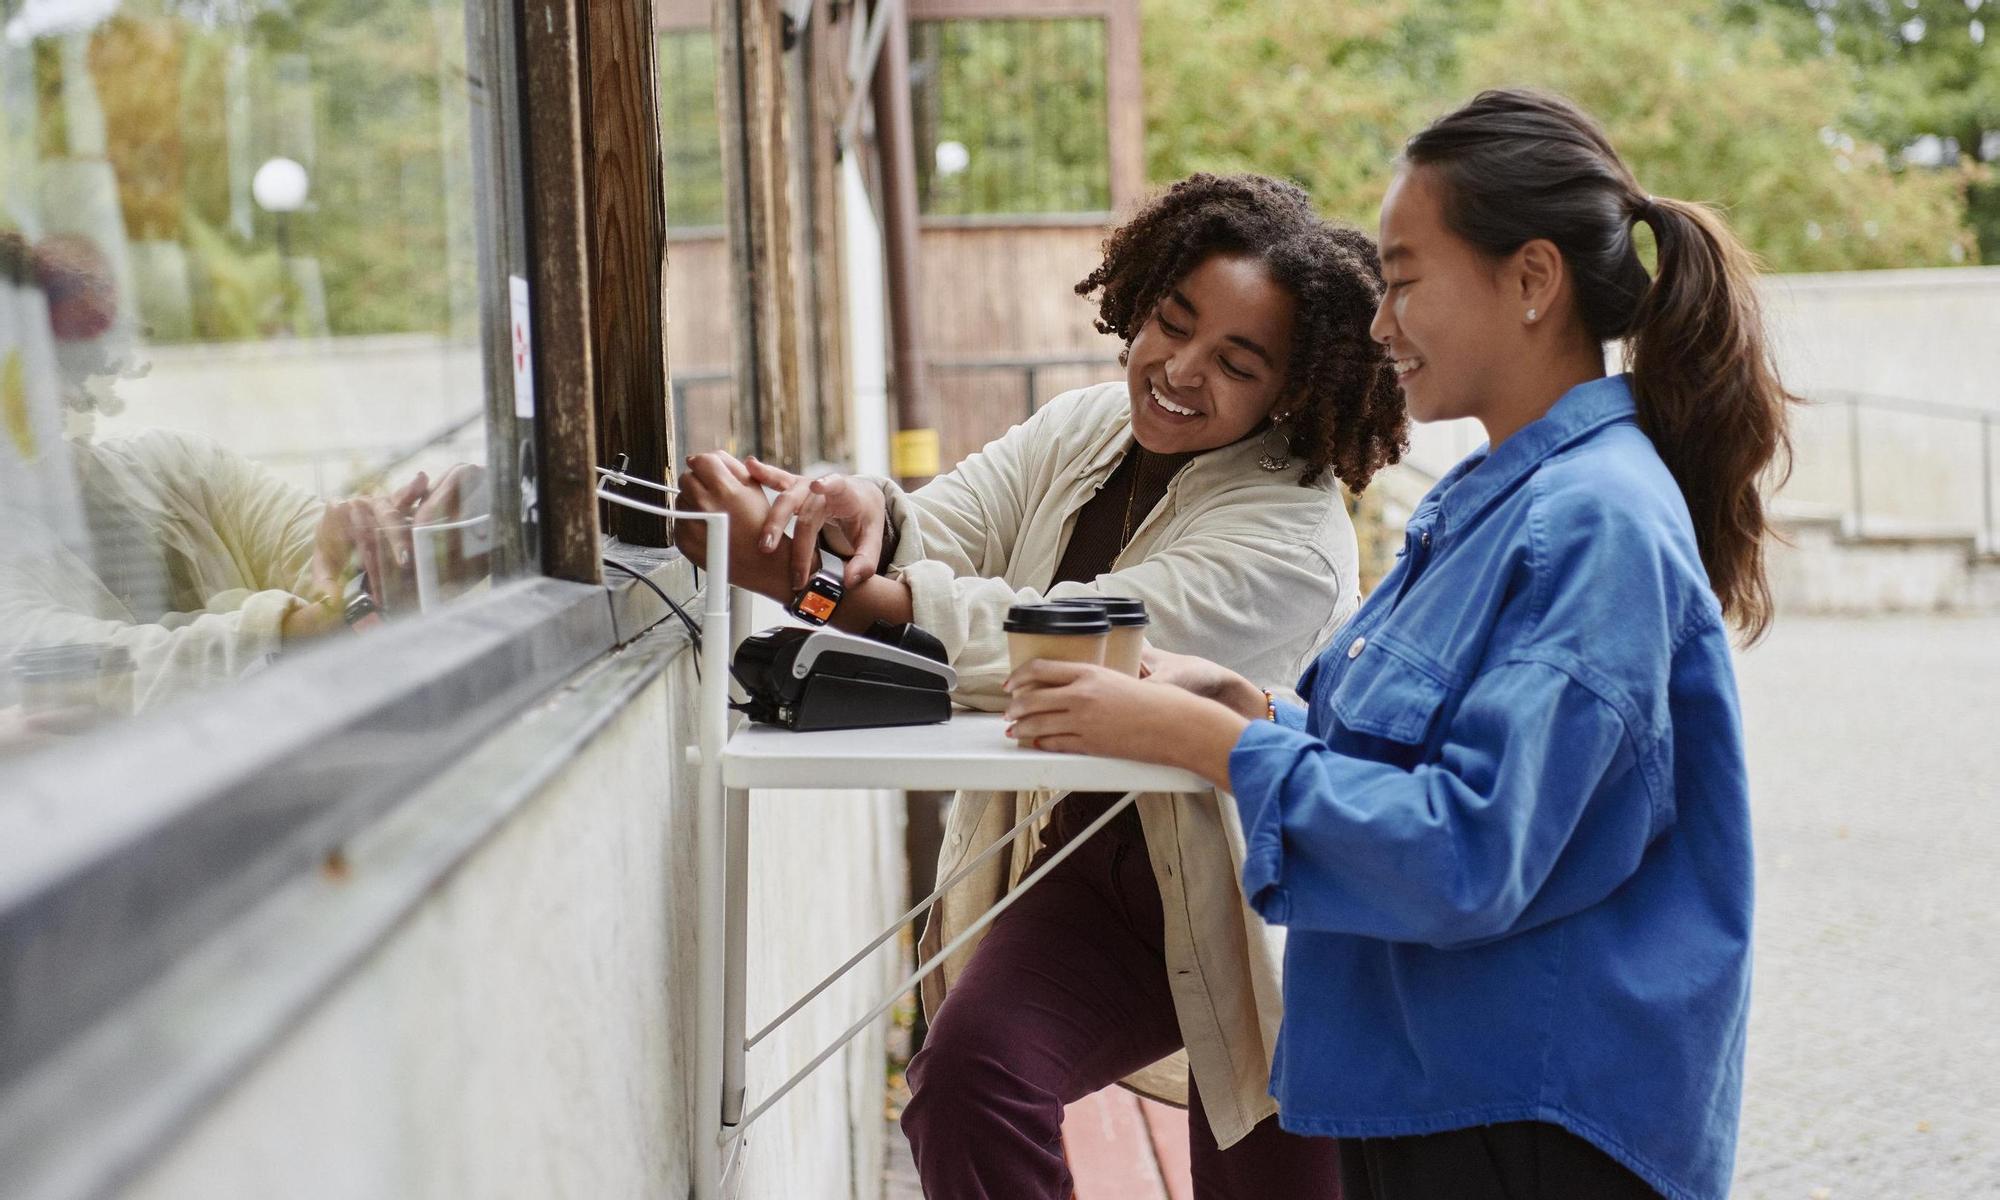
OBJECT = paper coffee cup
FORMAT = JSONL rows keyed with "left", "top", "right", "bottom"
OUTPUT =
{"left": 1050, "top": 596, "right": 1149, "bottom": 676}
{"left": 1003, "top": 603, "right": 1110, "bottom": 672}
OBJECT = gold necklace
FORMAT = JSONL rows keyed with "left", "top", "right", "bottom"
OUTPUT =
{"left": 1120, "top": 448, "right": 1144, "bottom": 550}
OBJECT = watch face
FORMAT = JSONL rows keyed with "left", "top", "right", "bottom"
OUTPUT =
{"left": 793, "top": 586, "right": 838, "bottom": 625}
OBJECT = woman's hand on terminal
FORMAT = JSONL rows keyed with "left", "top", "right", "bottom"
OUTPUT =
{"left": 743, "top": 457, "right": 888, "bottom": 592}
{"left": 1138, "top": 647, "right": 1269, "bottom": 719}
{"left": 1002, "top": 660, "right": 1250, "bottom": 791}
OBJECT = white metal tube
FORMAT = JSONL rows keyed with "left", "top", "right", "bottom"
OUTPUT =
{"left": 724, "top": 790, "right": 1141, "bottom": 1144}
{"left": 597, "top": 487, "right": 730, "bottom": 1200}
{"left": 719, "top": 586, "right": 758, "bottom": 1130}
{"left": 745, "top": 789, "right": 1069, "bottom": 1050}
{"left": 721, "top": 786, "right": 750, "bottom": 1126}
{"left": 695, "top": 514, "right": 731, "bottom": 1200}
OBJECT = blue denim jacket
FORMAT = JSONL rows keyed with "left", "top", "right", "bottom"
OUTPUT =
{"left": 1229, "top": 375, "right": 1752, "bottom": 1200}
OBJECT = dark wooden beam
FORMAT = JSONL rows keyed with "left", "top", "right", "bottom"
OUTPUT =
{"left": 716, "top": 0, "right": 805, "bottom": 462}
{"left": 520, "top": 0, "right": 602, "bottom": 582}
{"left": 583, "top": 0, "right": 675, "bottom": 545}
{"left": 804, "top": 3, "right": 854, "bottom": 464}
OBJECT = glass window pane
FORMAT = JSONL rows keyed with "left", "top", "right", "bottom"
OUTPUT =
{"left": 912, "top": 18, "right": 1111, "bottom": 218}
{"left": 1, "top": 0, "right": 508, "bottom": 757}
{"left": 661, "top": 28, "right": 725, "bottom": 232}
{"left": 659, "top": 22, "right": 736, "bottom": 455}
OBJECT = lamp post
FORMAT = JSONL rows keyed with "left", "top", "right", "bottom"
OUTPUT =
{"left": 251, "top": 157, "right": 309, "bottom": 335}
{"left": 251, "top": 156, "right": 309, "bottom": 258}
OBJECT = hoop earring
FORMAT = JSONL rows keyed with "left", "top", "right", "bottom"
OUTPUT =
{"left": 1258, "top": 413, "right": 1294, "bottom": 472}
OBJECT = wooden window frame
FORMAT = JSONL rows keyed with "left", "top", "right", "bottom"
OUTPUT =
{"left": 0, "top": 3, "right": 695, "bottom": 1195}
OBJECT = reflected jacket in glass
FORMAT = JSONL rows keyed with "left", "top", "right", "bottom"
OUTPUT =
{"left": 1228, "top": 375, "right": 1753, "bottom": 1200}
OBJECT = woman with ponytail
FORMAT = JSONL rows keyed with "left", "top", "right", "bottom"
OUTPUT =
{"left": 1002, "top": 88, "right": 1794, "bottom": 1200}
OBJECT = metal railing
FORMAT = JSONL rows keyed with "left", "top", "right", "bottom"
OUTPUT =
{"left": 928, "top": 353, "right": 1119, "bottom": 421}
{"left": 1816, "top": 390, "right": 1996, "bottom": 552}
{"left": 666, "top": 355, "right": 1119, "bottom": 455}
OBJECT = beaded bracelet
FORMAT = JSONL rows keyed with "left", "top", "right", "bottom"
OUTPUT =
{"left": 1262, "top": 688, "right": 1277, "bottom": 722}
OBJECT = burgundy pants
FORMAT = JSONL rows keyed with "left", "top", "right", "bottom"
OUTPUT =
{"left": 900, "top": 816, "right": 1342, "bottom": 1199}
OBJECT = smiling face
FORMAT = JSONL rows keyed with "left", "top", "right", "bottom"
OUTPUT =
{"left": 1123, "top": 252, "right": 1296, "bottom": 455}
{"left": 1369, "top": 167, "right": 1524, "bottom": 427}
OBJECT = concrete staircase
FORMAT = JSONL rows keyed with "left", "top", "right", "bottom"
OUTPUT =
{"left": 1767, "top": 503, "right": 2000, "bottom": 616}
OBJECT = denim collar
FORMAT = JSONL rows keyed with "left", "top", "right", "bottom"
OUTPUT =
{"left": 1418, "top": 374, "right": 1640, "bottom": 534}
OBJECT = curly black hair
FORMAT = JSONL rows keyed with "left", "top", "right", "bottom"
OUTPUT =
{"left": 1075, "top": 173, "right": 1407, "bottom": 492}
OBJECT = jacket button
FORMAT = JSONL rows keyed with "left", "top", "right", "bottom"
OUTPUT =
{"left": 1420, "top": 530, "right": 1431, "bottom": 548}
{"left": 1348, "top": 636, "right": 1366, "bottom": 659}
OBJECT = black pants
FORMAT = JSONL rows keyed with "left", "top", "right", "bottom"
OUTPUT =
{"left": 1339, "top": 1122, "right": 1661, "bottom": 1200}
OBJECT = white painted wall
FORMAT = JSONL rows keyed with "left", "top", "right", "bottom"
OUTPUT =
{"left": 117, "top": 648, "right": 904, "bottom": 1200}
{"left": 1761, "top": 267, "right": 2000, "bottom": 415}
{"left": 842, "top": 157, "right": 891, "bottom": 480}
{"left": 1399, "top": 267, "right": 2000, "bottom": 536}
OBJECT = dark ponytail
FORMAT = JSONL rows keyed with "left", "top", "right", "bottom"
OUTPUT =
{"left": 1405, "top": 88, "right": 1798, "bottom": 642}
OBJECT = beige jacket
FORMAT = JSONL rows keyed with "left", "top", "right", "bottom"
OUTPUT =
{"left": 881, "top": 382, "right": 1359, "bottom": 1148}
{"left": 0, "top": 430, "right": 321, "bottom": 712}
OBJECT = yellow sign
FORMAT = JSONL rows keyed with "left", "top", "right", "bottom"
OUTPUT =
{"left": 891, "top": 428, "right": 940, "bottom": 478}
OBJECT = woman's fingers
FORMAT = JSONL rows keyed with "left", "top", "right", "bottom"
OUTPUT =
{"left": 390, "top": 470, "right": 429, "bottom": 511}
{"left": 687, "top": 450, "right": 748, "bottom": 489}
{"left": 759, "top": 479, "right": 814, "bottom": 553}
{"left": 1003, "top": 658, "right": 1096, "bottom": 694}
{"left": 675, "top": 469, "right": 709, "bottom": 509}
{"left": 1004, "top": 711, "right": 1087, "bottom": 752}
{"left": 743, "top": 455, "right": 800, "bottom": 491}
{"left": 345, "top": 502, "right": 384, "bottom": 600}
{"left": 846, "top": 517, "right": 883, "bottom": 588}
{"left": 788, "top": 493, "right": 832, "bottom": 591}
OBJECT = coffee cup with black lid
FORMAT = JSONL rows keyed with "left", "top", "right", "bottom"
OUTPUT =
{"left": 1050, "top": 596, "right": 1149, "bottom": 676}
{"left": 1003, "top": 603, "right": 1110, "bottom": 673}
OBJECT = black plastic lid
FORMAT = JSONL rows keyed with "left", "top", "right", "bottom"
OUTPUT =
{"left": 1003, "top": 603, "right": 1111, "bottom": 635}
{"left": 1051, "top": 596, "right": 1149, "bottom": 627}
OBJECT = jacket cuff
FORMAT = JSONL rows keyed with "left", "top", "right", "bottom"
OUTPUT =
{"left": 1229, "top": 718, "right": 1316, "bottom": 924}
{"left": 894, "top": 558, "right": 964, "bottom": 655}
{"left": 234, "top": 588, "right": 299, "bottom": 669}
{"left": 871, "top": 477, "right": 926, "bottom": 571}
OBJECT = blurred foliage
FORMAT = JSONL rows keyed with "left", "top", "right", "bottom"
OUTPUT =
{"left": 912, "top": 18, "right": 1112, "bottom": 216}
{"left": 1743, "top": 0, "right": 1999, "bottom": 260}
{"left": 1144, "top": 0, "right": 1982, "bottom": 270}
{"left": 179, "top": 213, "right": 292, "bottom": 340}
{"left": 20, "top": 0, "right": 475, "bottom": 343}
{"left": 660, "top": 30, "right": 727, "bottom": 230}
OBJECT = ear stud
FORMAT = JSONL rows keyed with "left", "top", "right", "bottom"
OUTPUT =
{"left": 1526, "top": 308, "right": 1538, "bottom": 322}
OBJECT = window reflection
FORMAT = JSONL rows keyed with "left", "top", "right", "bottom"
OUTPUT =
{"left": 0, "top": 0, "right": 499, "bottom": 756}
{"left": 911, "top": 18, "right": 1111, "bottom": 218}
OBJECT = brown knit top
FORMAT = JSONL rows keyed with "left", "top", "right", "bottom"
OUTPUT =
{"left": 1044, "top": 442, "right": 1195, "bottom": 847}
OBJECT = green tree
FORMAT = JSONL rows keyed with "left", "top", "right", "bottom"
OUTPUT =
{"left": 1751, "top": 0, "right": 1998, "bottom": 259}
{"left": 1143, "top": 0, "right": 1491, "bottom": 230}
{"left": 1142, "top": 0, "right": 1980, "bottom": 271}
{"left": 1460, "top": 0, "right": 1977, "bottom": 270}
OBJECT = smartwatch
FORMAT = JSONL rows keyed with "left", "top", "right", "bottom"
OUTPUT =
{"left": 789, "top": 572, "right": 844, "bottom": 626}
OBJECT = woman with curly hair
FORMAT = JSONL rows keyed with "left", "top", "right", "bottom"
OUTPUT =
{"left": 675, "top": 172, "right": 1405, "bottom": 1197}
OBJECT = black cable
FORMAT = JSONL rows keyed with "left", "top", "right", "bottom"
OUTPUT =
{"left": 604, "top": 557, "right": 703, "bottom": 673}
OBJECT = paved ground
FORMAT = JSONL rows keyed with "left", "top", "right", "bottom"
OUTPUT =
{"left": 887, "top": 616, "right": 2000, "bottom": 1199}
{"left": 1731, "top": 616, "right": 2000, "bottom": 1199}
